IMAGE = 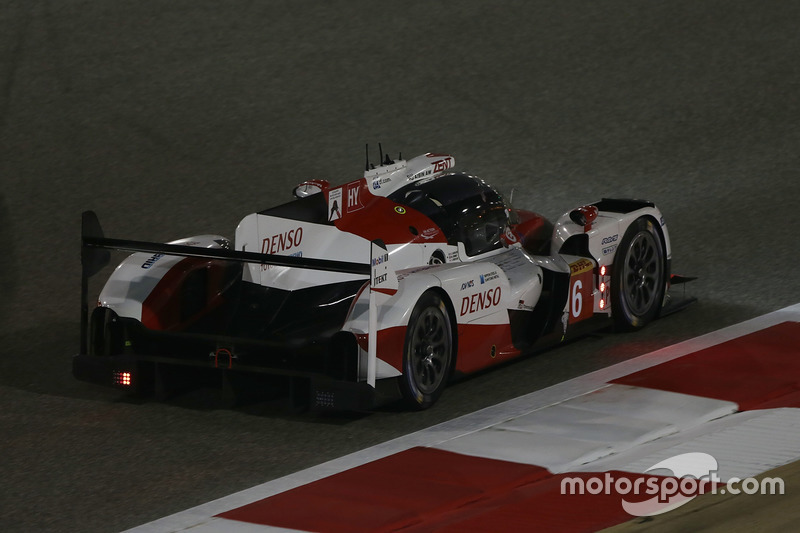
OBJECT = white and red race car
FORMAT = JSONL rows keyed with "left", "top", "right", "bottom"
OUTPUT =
{"left": 76, "top": 151, "right": 694, "bottom": 409}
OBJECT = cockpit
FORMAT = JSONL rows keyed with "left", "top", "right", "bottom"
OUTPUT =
{"left": 389, "top": 173, "right": 510, "bottom": 256}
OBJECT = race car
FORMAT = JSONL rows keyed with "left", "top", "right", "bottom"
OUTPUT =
{"left": 75, "top": 150, "right": 694, "bottom": 410}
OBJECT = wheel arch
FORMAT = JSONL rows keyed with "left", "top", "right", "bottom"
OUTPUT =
{"left": 423, "top": 286, "right": 459, "bottom": 378}
{"left": 639, "top": 213, "right": 670, "bottom": 282}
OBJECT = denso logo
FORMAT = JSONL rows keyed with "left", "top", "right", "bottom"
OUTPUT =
{"left": 262, "top": 227, "right": 303, "bottom": 254}
{"left": 601, "top": 234, "right": 619, "bottom": 245}
{"left": 141, "top": 253, "right": 164, "bottom": 269}
{"left": 460, "top": 287, "right": 502, "bottom": 316}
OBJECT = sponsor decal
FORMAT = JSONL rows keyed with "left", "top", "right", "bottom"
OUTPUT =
{"left": 603, "top": 244, "right": 618, "bottom": 255}
{"left": 601, "top": 234, "right": 619, "bottom": 245}
{"left": 141, "top": 253, "right": 164, "bottom": 269}
{"left": 432, "top": 156, "right": 454, "bottom": 173}
{"left": 371, "top": 254, "right": 388, "bottom": 286}
{"left": 421, "top": 227, "right": 439, "bottom": 240}
{"left": 409, "top": 168, "right": 435, "bottom": 181}
{"left": 394, "top": 206, "right": 406, "bottom": 215}
{"left": 371, "top": 253, "right": 389, "bottom": 267}
{"left": 328, "top": 187, "right": 342, "bottom": 221}
{"left": 371, "top": 176, "right": 392, "bottom": 190}
{"left": 370, "top": 246, "right": 396, "bottom": 293}
{"left": 569, "top": 258, "right": 594, "bottom": 275}
{"left": 262, "top": 227, "right": 303, "bottom": 254}
{"left": 517, "top": 300, "right": 535, "bottom": 311}
{"left": 460, "top": 280, "right": 475, "bottom": 290}
{"left": 262, "top": 250, "right": 302, "bottom": 271}
{"left": 660, "top": 216, "right": 665, "bottom": 226}
{"left": 346, "top": 183, "right": 363, "bottom": 212}
{"left": 490, "top": 345, "right": 496, "bottom": 358}
{"left": 460, "top": 287, "right": 502, "bottom": 316}
{"left": 479, "top": 270, "right": 500, "bottom": 284}
{"left": 502, "top": 226, "right": 518, "bottom": 245}
{"left": 447, "top": 250, "right": 460, "bottom": 262}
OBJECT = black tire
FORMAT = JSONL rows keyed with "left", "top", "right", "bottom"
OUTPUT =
{"left": 89, "top": 306, "right": 124, "bottom": 356}
{"left": 399, "top": 290, "right": 454, "bottom": 409}
{"left": 611, "top": 217, "right": 666, "bottom": 331}
{"left": 428, "top": 251, "right": 446, "bottom": 265}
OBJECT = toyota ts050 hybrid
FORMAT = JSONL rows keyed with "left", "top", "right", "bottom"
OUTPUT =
{"left": 75, "top": 150, "right": 694, "bottom": 410}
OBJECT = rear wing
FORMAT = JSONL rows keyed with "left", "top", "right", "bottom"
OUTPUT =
{"left": 80, "top": 211, "right": 394, "bottom": 387}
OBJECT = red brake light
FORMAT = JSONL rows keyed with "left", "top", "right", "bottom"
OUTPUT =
{"left": 113, "top": 371, "right": 132, "bottom": 386}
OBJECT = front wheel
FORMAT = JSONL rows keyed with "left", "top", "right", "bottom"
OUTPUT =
{"left": 399, "top": 291, "right": 454, "bottom": 409}
{"left": 611, "top": 217, "right": 666, "bottom": 330}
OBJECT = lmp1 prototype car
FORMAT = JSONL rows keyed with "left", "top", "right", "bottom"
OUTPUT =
{"left": 75, "top": 150, "right": 693, "bottom": 409}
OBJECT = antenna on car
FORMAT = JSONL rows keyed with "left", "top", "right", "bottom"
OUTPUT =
{"left": 378, "top": 143, "right": 384, "bottom": 166}
{"left": 365, "top": 144, "right": 370, "bottom": 171}
{"left": 377, "top": 143, "right": 394, "bottom": 165}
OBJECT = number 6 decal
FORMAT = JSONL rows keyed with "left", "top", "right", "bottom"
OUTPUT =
{"left": 572, "top": 280, "right": 583, "bottom": 318}
{"left": 568, "top": 259, "right": 594, "bottom": 324}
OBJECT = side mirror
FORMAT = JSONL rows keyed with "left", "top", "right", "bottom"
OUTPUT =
{"left": 292, "top": 179, "right": 330, "bottom": 198}
{"left": 569, "top": 205, "right": 599, "bottom": 232}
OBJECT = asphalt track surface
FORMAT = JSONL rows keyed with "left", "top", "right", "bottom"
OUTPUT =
{"left": 0, "top": 2, "right": 798, "bottom": 531}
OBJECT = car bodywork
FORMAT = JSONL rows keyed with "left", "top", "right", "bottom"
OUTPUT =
{"left": 75, "top": 151, "right": 694, "bottom": 409}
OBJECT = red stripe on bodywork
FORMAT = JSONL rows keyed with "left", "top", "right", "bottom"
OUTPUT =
{"left": 613, "top": 321, "right": 800, "bottom": 410}
{"left": 356, "top": 326, "right": 407, "bottom": 373}
{"left": 456, "top": 323, "right": 519, "bottom": 374}
{"left": 334, "top": 180, "right": 447, "bottom": 245}
{"left": 141, "top": 258, "right": 234, "bottom": 331}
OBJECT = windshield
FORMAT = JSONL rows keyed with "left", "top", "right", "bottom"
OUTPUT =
{"left": 389, "top": 173, "right": 508, "bottom": 255}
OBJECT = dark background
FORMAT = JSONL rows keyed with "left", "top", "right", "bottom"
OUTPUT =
{"left": 1, "top": 1, "right": 798, "bottom": 531}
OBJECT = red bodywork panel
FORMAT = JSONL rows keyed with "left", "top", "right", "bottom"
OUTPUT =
{"left": 331, "top": 179, "right": 447, "bottom": 246}
{"left": 142, "top": 258, "right": 238, "bottom": 331}
{"left": 513, "top": 209, "right": 553, "bottom": 255}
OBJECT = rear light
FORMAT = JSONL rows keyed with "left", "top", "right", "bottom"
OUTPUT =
{"left": 599, "top": 265, "right": 607, "bottom": 276}
{"left": 599, "top": 298, "right": 606, "bottom": 310}
{"left": 600, "top": 282, "right": 606, "bottom": 292}
{"left": 113, "top": 371, "right": 132, "bottom": 386}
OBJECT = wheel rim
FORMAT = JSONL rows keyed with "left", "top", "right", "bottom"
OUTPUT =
{"left": 622, "top": 231, "right": 662, "bottom": 316}
{"left": 409, "top": 306, "right": 450, "bottom": 394}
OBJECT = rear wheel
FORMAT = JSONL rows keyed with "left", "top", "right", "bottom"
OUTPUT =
{"left": 399, "top": 291, "right": 453, "bottom": 409}
{"left": 611, "top": 217, "right": 666, "bottom": 330}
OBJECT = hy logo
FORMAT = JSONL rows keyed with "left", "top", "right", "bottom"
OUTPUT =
{"left": 622, "top": 452, "right": 718, "bottom": 517}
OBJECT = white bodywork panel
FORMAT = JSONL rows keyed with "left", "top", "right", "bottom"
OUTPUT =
{"left": 366, "top": 153, "right": 456, "bottom": 197}
{"left": 345, "top": 245, "right": 544, "bottom": 381}
{"left": 98, "top": 235, "right": 230, "bottom": 321}
{"left": 235, "top": 213, "right": 369, "bottom": 289}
